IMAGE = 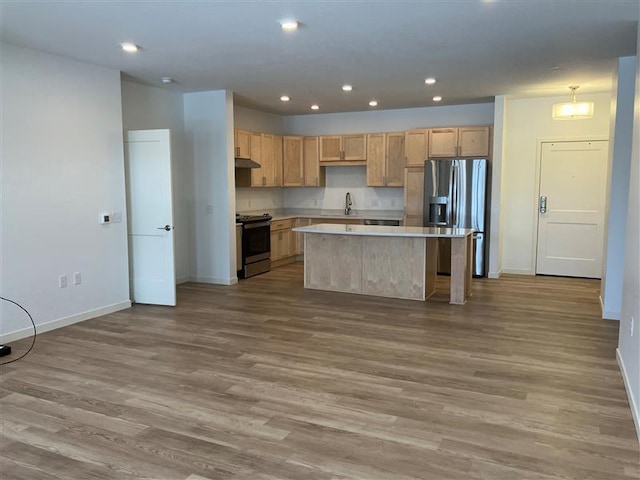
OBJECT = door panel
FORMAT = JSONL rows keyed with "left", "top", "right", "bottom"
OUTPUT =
{"left": 536, "top": 141, "right": 608, "bottom": 278}
{"left": 124, "top": 129, "right": 176, "bottom": 306}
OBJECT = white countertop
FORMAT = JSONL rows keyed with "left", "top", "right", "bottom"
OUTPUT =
{"left": 293, "top": 223, "right": 474, "bottom": 238}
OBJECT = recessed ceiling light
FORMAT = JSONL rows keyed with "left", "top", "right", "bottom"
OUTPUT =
{"left": 368, "top": 100, "right": 378, "bottom": 107}
{"left": 280, "top": 20, "right": 299, "bottom": 31}
{"left": 120, "top": 43, "right": 139, "bottom": 53}
{"left": 425, "top": 77, "right": 437, "bottom": 85}
{"left": 161, "top": 77, "right": 173, "bottom": 84}
{"left": 433, "top": 96, "right": 442, "bottom": 102}
{"left": 280, "top": 95, "right": 290, "bottom": 102}
{"left": 342, "top": 84, "right": 353, "bottom": 92}
{"left": 311, "top": 104, "right": 319, "bottom": 110}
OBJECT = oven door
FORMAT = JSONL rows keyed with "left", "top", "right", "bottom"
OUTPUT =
{"left": 243, "top": 221, "right": 271, "bottom": 264}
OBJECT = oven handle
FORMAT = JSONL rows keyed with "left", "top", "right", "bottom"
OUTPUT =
{"left": 243, "top": 220, "right": 271, "bottom": 230}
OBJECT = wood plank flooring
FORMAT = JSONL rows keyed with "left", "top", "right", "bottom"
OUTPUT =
{"left": 1, "top": 263, "right": 638, "bottom": 479}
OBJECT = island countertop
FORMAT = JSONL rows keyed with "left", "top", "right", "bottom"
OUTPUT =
{"left": 292, "top": 223, "right": 474, "bottom": 238}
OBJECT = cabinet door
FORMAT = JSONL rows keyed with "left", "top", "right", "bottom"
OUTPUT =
{"left": 342, "top": 134, "right": 366, "bottom": 161}
{"left": 366, "top": 133, "right": 385, "bottom": 187}
{"left": 404, "top": 167, "right": 424, "bottom": 223}
{"left": 295, "top": 218, "right": 311, "bottom": 254}
{"left": 272, "top": 135, "right": 283, "bottom": 186}
{"left": 283, "top": 136, "right": 304, "bottom": 186}
{"left": 261, "top": 134, "right": 274, "bottom": 186}
{"left": 235, "top": 129, "right": 251, "bottom": 158}
{"left": 320, "top": 136, "right": 342, "bottom": 161}
{"left": 459, "top": 126, "right": 490, "bottom": 157}
{"left": 250, "top": 132, "right": 264, "bottom": 186}
{"left": 303, "top": 137, "right": 324, "bottom": 186}
{"left": 282, "top": 229, "right": 294, "bottom": 258}
{"left": 405, "top": 129, "right": 428, "bottom": 167}
{"left": 270, "top": 230, "right": 281, "bottom": 261}
{"left": 385, "top": 132, "right": 405, "bottom": 187}
{"left": 428, "top": 128, "right": 458, "bottom": 158}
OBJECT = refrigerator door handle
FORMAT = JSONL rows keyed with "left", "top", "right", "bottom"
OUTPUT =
{"left": 451, "top": 164, "right": 458, "bottom": 226}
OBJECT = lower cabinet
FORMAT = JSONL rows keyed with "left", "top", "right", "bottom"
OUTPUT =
{"left": 270, "top": 218, "right": 296, "bottom": 266}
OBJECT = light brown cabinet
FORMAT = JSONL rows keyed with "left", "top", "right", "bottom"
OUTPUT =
{"left": 428, "top": 126, "right": 490, "bottom": 158}
{"left": 295, "top": 218, "right": 312, "bottom": 255}
{"left": 403, "top": 167, "right": 424, "bottom": 227}
{"left": 283, "top": 136, "right": 304, "bottom": 186}
{"left": 320, "top": 134, "right": 366, "bottom": 163}
{"left": 234, "top": 129, "right": 251, "bottom": 158}
{"left": 272, "top": 135, "right": 283, "bottom": 187}
{"left": 303, "top": 137, "right": 325, "bottom": 187}
{"left": 405, "top": 129, "right": 429, "bottom": 167}
{"left": 271, "top": 218, "right": 296, "bottom": 264}
{"left": 366, "top": 133, "right": 405, "bottom": 187}
{"left": 251, "top": 133, "right": 282, "bottom": 187}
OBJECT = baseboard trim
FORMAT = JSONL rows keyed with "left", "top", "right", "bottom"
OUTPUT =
{"left": 0, "top": 300, "right": 132, "bottom": 344}
{"left": 488, "top": 269, "right": 502, "bottom": 279}
{"left": 191, "top": 276, "right": 237, "bottom": 285}
{"left": 501, "top": 268, "right": 535, "bottom": 275}
{"left": 617, "top": 348, "right": 640, "bottom": 444}
{"left": 176, "top": 275, "right": 191, "bottom": 285}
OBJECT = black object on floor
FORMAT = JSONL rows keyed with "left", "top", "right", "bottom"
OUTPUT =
{"left": 0, "top": 345, "right": 12, "bottom": 357}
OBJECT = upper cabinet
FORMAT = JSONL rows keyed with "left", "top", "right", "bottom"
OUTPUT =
{"left": 283, "top": 136, "right": 304, "bottom": 187}
{"left": 320, "top": 134, "right": 366, "bottom": 164}
{"left": 250, "top": 133, "right": 282, "bottom": 187}
{"left": 405, "top": 129, "right": 429, "bottom": 167}
{"left": 234, "top": 129, "right": 251, "bottom": 158}
{"left": 366, "top": 133, "right": 405, "bottom": 187}
{"left": 303, "top": 137, "right": 325, "bottom": 187}
{"left": 428, "top": 126, "right": 490, "bottom": 158}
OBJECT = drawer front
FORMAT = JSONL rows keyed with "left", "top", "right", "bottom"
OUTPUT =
{"left": 271, "top": 219, "right": 294, "bottom": 231}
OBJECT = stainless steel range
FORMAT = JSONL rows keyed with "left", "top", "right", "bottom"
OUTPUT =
{"left": 236, "top": 213, "right": 272, "bottom": 278}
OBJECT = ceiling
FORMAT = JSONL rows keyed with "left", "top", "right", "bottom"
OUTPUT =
{"left": 1, "top": 1, "right": 638, "bottom": 115}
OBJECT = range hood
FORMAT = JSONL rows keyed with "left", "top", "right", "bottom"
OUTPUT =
{"left": 235, "top": 157, "right": 261, "bottom": 169}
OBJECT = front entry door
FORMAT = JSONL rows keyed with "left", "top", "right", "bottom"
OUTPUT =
{"left": 124, "top": 129, "right": 176, "bottom": 305}
{"left": 536, "top": 140, "right": 608, "bottom": 278}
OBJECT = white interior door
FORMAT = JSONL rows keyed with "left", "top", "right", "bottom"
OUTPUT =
{"left": 536, "top": 140, "right": 608, "bottom": 278}
{"left": 124, "top": 129, "right": 176, "bottom": 305}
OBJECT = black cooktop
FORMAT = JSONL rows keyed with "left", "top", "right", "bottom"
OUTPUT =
{"left": 236, "top": 213, "right": 272, "bottom": 223}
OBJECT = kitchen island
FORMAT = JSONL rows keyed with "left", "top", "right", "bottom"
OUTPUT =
{"left": 292, "top": 224, "right": 474, "bottom": 304}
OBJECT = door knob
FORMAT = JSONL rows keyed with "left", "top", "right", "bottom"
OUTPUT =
{"left": 157, "top": 225, "right": 173, "bottom": 231}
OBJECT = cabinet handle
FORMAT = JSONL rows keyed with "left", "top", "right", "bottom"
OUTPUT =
{"left": 316, "top": 176, "right": 318, "bottom": 186}
{"left": 300, "top": 176, "right": 304, "bottom": 185}
{"left": 262, "top": 176, "right": 266, "bottom": 186}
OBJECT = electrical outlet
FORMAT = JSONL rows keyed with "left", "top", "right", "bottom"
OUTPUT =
{"left": 73, "top": 272, "right": 82, "bottom": 285}
{"left": 371, "top": 199, "right": 380, "bottom": 207}
{"left": 391, "top": 199, "right": 397, "bottom": 207}
{"left": 59, "top": 274, "right": 67, "bottom": 288}
{"left": 631, "top": 316, "right": 635, "bottom": 337}
{"left": 205, "top": 205, "right": 213, "bottom": 215}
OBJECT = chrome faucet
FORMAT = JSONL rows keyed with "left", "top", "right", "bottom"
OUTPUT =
{"left": 345, "top": 192, "right": 352, "bottom": 215}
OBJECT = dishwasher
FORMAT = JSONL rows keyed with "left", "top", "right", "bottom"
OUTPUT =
{"left": 363, "top": 219, "right": 400, "bottom": 226}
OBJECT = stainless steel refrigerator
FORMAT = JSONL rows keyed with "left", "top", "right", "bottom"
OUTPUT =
{"left": 423, "top": 158, "right": 488, "bottom": 277}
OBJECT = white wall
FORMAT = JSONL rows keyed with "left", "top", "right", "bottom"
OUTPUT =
{"left": 184, "top": 90, "right": 237, "bottom": 284}
{"left": 602, "top": 57, "right": 636, "bottom": 319}
{"left": 234, "top": 105, "right": 285, "bottom": 134}
{"left": 1, "top": 43, "right": 130, "bottom": 342}
{"left": 501, "top": 92, "right": 611, "bottom": 274}
{"left": 283, "top": 103, "right": 495, "bottom": 135}
{"left": 488, "top": 96, "right": 507, "bottom": 278}
{"left": 617, "top": 5, "right": 640, "bottom": 442}
{"left": 284, "top": 167, "right": 403, "bottom": 211}
{"left": 121, "top": 81, "right": 193, "bottom": 283}
{"left": 236, "top": 188, "right": 284, "bottom": 212}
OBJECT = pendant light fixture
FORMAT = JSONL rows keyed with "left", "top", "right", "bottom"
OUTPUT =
{"left": 552, "top": 86, "right": 594, "bottom": 120}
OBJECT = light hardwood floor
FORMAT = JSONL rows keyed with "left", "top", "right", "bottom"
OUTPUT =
{"left": 1, "top": 263, "right": 638, "bottom": 479}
